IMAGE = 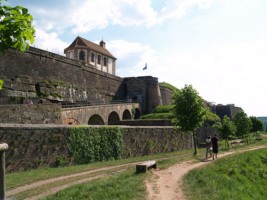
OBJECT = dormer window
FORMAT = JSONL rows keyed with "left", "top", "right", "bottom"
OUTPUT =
{"left": 91, "top": 52, "right": 95, "bottom": 62}
{"left": 79, "top": 50, "right": 85, "bottom": 61}
{"left": 97, "top": 55, "right": 101, "bottom": 64}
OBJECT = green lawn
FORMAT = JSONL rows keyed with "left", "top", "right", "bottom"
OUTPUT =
{"left": 183, "top": 147, "right": 267, "bottom": 200}
{"left": 7, "top": 133, "right": 267, "bottom": 200}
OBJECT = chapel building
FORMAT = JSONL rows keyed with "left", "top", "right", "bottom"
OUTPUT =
{"left": 64, "top": 36, "right": 116, "bottom": 75}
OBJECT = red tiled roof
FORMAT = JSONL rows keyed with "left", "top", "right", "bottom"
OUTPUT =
{"left": 64, "top": 36, "right": 116, "bottom": 59}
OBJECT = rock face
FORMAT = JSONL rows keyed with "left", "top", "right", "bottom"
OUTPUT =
{"left": 0, "top": 47, "right": 172, "bottom": 114}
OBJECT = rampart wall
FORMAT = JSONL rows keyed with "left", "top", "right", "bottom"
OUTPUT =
{"left": 0, "top": 124, "right": 192, "bottom": 172}
{"left": 0, "top": 47, "right": 172, "bottom": 113}
{"left": 0, "top": 104, "right": 61, "bottom": 124}
{"left": 0, "top": 47, "right": 124, "bottom": 104}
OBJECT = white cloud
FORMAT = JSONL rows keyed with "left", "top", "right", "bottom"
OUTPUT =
{"left": 33, "top": 28, "right": 69, "bottom": 55}
{"left": 110, "top": 38, "right": 267, "bottom": 116}
{"left": 31, "top": 0, "right": 213, "bottom": 34}
{"left": 106, "top": 40, "right": 159, "bottom": 77}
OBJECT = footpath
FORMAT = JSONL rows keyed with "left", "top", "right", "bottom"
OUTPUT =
{"left": 6, "top": 145, "right": 266, "bottom": 200}
{"left": 145, "top": 145, "right": 267, "bottom": 200}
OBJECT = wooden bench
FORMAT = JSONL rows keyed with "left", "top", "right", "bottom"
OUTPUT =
{"left": 136, "top": 160, "right": 157, "bottom": 173}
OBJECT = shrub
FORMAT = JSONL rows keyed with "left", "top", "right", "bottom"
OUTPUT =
{"left": 68, "top": 126, "right": 124, "bottom": 164}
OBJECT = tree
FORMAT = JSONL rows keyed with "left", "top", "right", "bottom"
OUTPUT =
{"left": 203, "top": 109, "right": 221, "bottom": 126}
{"left": 249, "top": 116, "right": 263, "bottom": 138}
{"left": 0, "top": 0, "right": 35, "bottom": 53}
{"left": 0, "top": 79, "right": 3, "bottom": 90}
{"left": 233, "top": 111, "right": 252, "bottom": 144}
{"left": 213, "top": 115, "right": 236, "bottom": 148}
{"left": 172, "top": 84, "right": 205, "bottom": 155}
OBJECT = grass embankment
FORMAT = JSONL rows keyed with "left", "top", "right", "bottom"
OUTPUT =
{"left": 7, "top": 149, "right": 198, "bottom": 200}
{"left": 183, "top": 140, "right": 267, "bottom": 200}
{"left": 43, "top": 168, "right": 146, "bottom": 200}
{"left": 42, "top": 135, "right": 266, "bottom": 200}
{"left": 7, "top": 134, "right": 267, "bottom": 200}
{"left": 6, "top": 149, "right": 194, "bottom": 189}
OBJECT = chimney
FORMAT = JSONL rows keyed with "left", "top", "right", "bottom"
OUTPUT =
{"left": 100, "top": 40, "right": 106, "bottom": 48}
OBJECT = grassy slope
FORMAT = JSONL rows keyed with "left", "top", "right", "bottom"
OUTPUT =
{"left": 7, "top": 135, "right": 267, "bottom": 200}
{"left": 183, "top": 146, "right": 267, "bottom": 200}
{"left": 43, "top": 136, "right": 266, "bottom": 200}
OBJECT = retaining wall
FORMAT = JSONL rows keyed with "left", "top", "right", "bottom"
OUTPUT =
{"left": 0, "top": 124, "right": 193, "bottom": 172}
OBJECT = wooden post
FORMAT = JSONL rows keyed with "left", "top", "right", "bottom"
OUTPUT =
{"left": 0, "top": 143, "right": 8, "bottom": 200}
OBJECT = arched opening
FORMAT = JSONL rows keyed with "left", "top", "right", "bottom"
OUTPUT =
{"left": 88, "top": 114, "right": 104, "bottom": 125}
{"left": 122, "top": 109, "right": 131, "bottom": 120}
{"left": 134, "top": 108, "right": 141, "bottom": 119}
{"left": 108, "top": 111, "right": 120, "bottom": 125}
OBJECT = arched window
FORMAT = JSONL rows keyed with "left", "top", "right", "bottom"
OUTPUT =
{"left": 79, "top": 50, "right": 85, "bottom": 61}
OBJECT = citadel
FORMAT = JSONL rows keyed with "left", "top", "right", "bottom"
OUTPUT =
{"left": 0, "top": 36, "right": 240, "bottom": 125}
{"left": 0, "top": 37, "right": 241, "bottom": 172}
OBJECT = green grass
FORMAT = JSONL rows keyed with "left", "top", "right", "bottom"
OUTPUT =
{"left": 7, "top": 134, "right": 267, "bottom": 200}
{"left": 183, "top": 148, "right": 267, "bottom": 200}
{"left": 43, "top": 168, "right": 146, "bottom": 200}
{"left": 160, "top": 82, "right": 179, "bottom": 92}
{"left": 141, "top": 104, "right": 174, "bottom": 119}
{"left": 6, "top": 149, "right": 194, "bottom": 190}
{"left": 141, "top": 112, "right": 173, "bottom": 119}
{"left": 42, "top": 150, "right": 201, "bottom": 200}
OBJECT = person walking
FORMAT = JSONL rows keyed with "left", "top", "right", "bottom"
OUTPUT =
{"left": 205, "top": 136, "right": 212, "bottom": 159}
{"left": 211, "top": 134, "right": 219, "bottom": 160}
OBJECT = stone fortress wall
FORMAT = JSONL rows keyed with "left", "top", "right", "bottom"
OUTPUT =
{"left": 0, "top": 47, "right": 172, "bottom": 115}
{"left": 0, "top": 124, "right": 193, "bottom": 172}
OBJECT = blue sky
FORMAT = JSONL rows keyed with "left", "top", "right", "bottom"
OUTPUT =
{"left": 5, "top": 0, "right": 267, "bottom": 116}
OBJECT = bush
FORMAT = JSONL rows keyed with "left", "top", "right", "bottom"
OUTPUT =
{"left": 68, "top": 126, "right": 124, "bottom": 164}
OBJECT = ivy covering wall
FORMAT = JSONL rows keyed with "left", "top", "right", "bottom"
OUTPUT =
{"left": 68, "top": 126, "right": 124, "bottom": 164}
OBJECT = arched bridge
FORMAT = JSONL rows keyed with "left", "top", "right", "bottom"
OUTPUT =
{"left": 61, "top": 103, "right": 141, "bottom": 125}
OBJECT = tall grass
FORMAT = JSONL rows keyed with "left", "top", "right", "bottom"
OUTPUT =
{"left": 183, "top": 148, "right": 267, "bottom": 200}
{"left": 43, "top": 168, "right": 146, "bottom": 200}
{"left": 6, "top": 149, "right": 194, "bottom": 189}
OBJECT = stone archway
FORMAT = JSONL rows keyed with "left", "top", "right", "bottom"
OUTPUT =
{"left": 108, "top": 111, "right": 120, "bottom": 125}
{"left": 88, "top": 114, "right": 104, "bottom": 125}
{"left": 134, "top": 108, "right": 141, "bottom": 119}
{"left": 122, "top": 109, "right": 132, "bottom": 120}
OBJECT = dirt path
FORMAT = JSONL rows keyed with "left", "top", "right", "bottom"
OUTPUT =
{"left": 6, "top": 153, "right": 192, "bottom": 200}
{"left": 6, "top": 162, "right": 139, "bottom": 200}
{"left": 6, "top": 146, "right": 266, "bottom": 200}
{"left": 145, "top": 146, "right": 267, "bottom": 200}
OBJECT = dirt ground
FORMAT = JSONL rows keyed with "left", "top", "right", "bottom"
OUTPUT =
{"left": 145, "top": 146, "right": 266, "bottom": 200}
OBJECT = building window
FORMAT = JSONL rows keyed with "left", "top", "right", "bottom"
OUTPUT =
{"left": 91, "top": 52, "right": 95, "bottom": 62}
{"left": 103, "top": 57, "right": 107, "bottom": 66}
{"left": 69, "top": 51, "right": 74, "bottom": 59}
{"left": 97, "top": 55, "right": 101, "bottom": 64}
{"left": 79, "top": 50, "right": 85, "bottom": 61}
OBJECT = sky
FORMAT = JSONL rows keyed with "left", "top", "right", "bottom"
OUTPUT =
{"left": 5, "top": 0, "right": 267, "bottom": 117}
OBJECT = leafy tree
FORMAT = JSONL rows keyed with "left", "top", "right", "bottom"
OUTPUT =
{"left": 0, "top": 0, "right": 35, "bottom": 53}
{"left": 203, "top": 109, "right": 221, "bottom": 126}
{"left": 233, "top": 111, "right": 252, "bottom": 143}
{"left": 0, "top": 79, "right": 3, "bottom": 90}
{"left": 172, "top": 84, "right": 205, "bottom": 155}
{"left": 213, "top": 115, "right": 236, "bottom": 148}
{"left": 249, "top": 116, "right": 263, "bottom": 138}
